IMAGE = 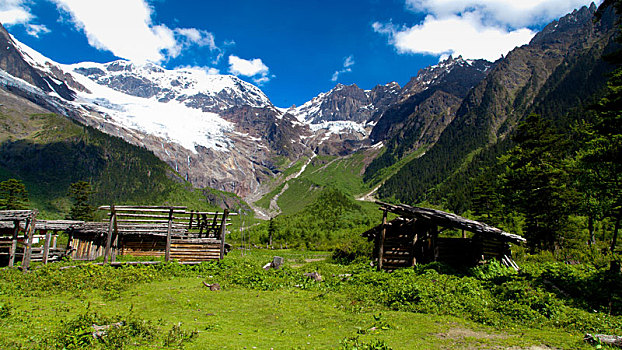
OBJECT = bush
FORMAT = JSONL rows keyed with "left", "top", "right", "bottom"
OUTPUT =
{"left": 331, "top": 236, "right": 373, "bottom": 264}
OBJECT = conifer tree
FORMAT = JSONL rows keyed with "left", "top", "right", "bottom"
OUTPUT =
{"left": 579, "top": 0, "right": 622, "bottom": 251}
{"left": 68, "top": 181, "right": 95, "bottom": 221}
{"left": 501, "top": 114, "right": 575, "bottom": 251}
{"left": 0, "top": 179, "right": 29, "bottom": 210}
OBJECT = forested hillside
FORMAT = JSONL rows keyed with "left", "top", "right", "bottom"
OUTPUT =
{"left": 0, "top": 94, "right": 248, "bottom": 218}
{"left": 375, "top": 3, "right": 618, "bottom": 210}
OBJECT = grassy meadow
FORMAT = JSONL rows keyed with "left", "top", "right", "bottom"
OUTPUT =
{"left": 1, "top": 249, "right": 620, "bottom": 349}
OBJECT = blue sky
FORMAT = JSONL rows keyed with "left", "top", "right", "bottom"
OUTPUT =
{"left": 0, "top": 0, "right": 598, "bottom": 108}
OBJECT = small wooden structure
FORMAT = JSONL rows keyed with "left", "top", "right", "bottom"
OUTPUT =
{"left": 364, "top": 202, "right": 526, "bottom": 271}
{"left": 0, "top": 210, "right": 37, "bottom": 269}
{"left": 67, "top": 206, "right": 235, "bottom": 263}
{"left": 0, "top": 210, "right": 82, "bottom": 269}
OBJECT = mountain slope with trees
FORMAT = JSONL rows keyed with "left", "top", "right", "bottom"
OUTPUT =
{"left": 0, "top": 90, "right": 248, "bottom": 218}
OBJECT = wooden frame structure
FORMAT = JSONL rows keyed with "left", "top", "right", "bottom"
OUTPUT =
{"left": 0, "top": 211, "right": 82, "bottom": 269}
{"left": 67, "top": 205, "right": 235, "bottom": 263}
{"left": 0, "top": 210, "right": 37, "bottom": 269}
{"left": 364, "top": 202, "right": 526, "bottom": 271}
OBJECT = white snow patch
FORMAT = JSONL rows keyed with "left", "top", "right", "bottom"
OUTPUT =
{"left": 309, "top": 120, "right": 367, "bottom": 136}
{"left": 64, "top": 68, "right": 234, "bottom": 153}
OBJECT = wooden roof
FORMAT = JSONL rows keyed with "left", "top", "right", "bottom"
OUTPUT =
{"left": 0, "top": 210, "right": 37, "bottom": 221}
{"left": 377, "top": 201, "right": 526, "bottom": 244}
{"left": 0, "top": 219, "right": 84, "bottom": 231}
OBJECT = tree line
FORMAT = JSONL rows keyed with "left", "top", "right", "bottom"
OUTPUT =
{"left": 0, "top": 178, "right": 94, "bottom": 221}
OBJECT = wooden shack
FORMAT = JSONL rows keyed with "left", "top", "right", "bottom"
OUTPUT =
{"left": 67, "top": 205, "right": 235, "bottom": 263}
{"left": 364, "top": 202, "right": 526, "bottom": 271}
{"left": 0, "top": 210, "right": 81, "bottom": 269}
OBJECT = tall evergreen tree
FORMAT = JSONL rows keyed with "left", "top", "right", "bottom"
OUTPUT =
{"left": 579, "top": 0, "right": 622, "bottom": 252}
{"left": 501, "top": 114, "right": 575, "bottom": 251}
{"left": 0, "top": 179, "right": 29, "bottom": 210}
{"left": 68, "top": 181, "right": 95, "bottom": 221}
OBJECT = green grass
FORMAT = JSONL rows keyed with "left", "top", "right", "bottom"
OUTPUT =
{"left": 364, "top": 147, "right": 427, "bottom": 190}
{"left": 299, "top": 152, "right": 371, "bottom": 197}
{"left": 255, "top": 183, "right": 285, "bottom": 210}
{"left": 276, "top": 178, "right": 323, "bottom": 215}
{"left": 0, "top": 249, "right": 604, "bottom": 349}
{"left": 0, "top": 250, "right": 604, "bottom": 349}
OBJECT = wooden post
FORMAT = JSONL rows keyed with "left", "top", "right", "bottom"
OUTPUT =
{"left": 111, "top": 228, "right": 119, "bottom": 262}
{"left": 8, "top": 220, "right": 19, "bottom": 267}
{"left": 410, "top": 233, "right": 418, "bottom": 267}
{"left": 21, "top": 212, "right": 37, "bottom": 271}
{"left": 462, "top": 229, "right": 466, "bottom": 239}
{"left": 208, "top": 213, "right": 218, "bottom": 237}
{"left": 377, "top": 209, "right": 387, "bottom": 271}
{"left": 165, "top": 207, "right": 173, "bottom": 262}
{"left": 188, "top": 210, "right": 194, "bottom": 230}
{"left": 103, "top": 205, "right": 116, "bottom": 264}
{"left": 42, "top": 229, "right": 51, "bottom": 265}
{"left": 219, "top": 209, "right": 229, "bottom": 260}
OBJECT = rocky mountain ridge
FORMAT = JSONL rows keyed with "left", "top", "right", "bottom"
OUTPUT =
{"left": 0, "top": 3, "right": 611, "bottom": 215}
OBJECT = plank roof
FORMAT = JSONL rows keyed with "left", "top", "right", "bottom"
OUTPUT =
{"left": 376, "top": 201, "right": 526, "bottom": 244}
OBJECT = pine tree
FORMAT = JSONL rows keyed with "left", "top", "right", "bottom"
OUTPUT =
{"left": 0, "top": 179, "right": 29, "bottom": 210}
{"left": 579, "top": 0, "right": 622, "bottom": 252}
{"left": 501, "top": 114, "right": 575, "bottom": 251}
{"left": 68, "top": 181, "right": 94, "bottom": 221}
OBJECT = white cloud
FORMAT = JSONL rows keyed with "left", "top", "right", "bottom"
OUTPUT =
{"left": 25, "top": 23, "right": 50, "bottom": 37}
{"left": 50, "top": 0, "right": 219, "bottom": 63}
{"left": 0, "top": 0, "right": 30, "bottom": 25}
{"left": 405, "top": 0, "right": 599, "bottom": 28}
{"left": 228, "top": 55, "right": 272, "bottom": 85}
{"left": 175, "top": 28, "right": 216, "bottom": 49}
{"left": 0, "top": 0, "right": 51, "bottom": 38}
{"left": 375, "top": 14, "right": 534, "bottom": 61}
{"left": 331, "top": 55, "right": 355, "bottom": 82}
{"left": 375, "top": 0, "right": 597, "bottom": 61}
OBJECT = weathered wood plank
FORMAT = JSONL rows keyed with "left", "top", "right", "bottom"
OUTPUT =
{"left": 42, "top": 230, "right": 52, "bottom": 264}
{"left": 99, "top": 205, "right": 187, "bottom": 210}
{"left": 376, "top": 201, "right": 526, "bottom": 244}
{"left": 165, "top": 208, "right": 173, "bottom": 262}
{"left": 21, "top": 213, "right": 38, "bottom": 270}
{"left": 103, "top": 205, "right": 115, "bottom": 264}
{"left": 8, "top": 220, "right": 19, "bottom": 267}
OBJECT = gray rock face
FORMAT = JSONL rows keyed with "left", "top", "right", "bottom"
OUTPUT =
{"left": 294, "top": 82, "right": 400, "bottom": 124}
{"left": 370, "top": 55, "right": 493, "bottom": 145}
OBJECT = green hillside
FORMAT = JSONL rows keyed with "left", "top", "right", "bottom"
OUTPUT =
{"left": 0, "top": 112, "right": 248, "bottom": 219}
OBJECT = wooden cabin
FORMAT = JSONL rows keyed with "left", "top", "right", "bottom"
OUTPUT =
{"left": 363, "top": 202, "right": 526, "bottom": 271}
{"left": 67, "top": 205, "right": 236, "bottom": 263}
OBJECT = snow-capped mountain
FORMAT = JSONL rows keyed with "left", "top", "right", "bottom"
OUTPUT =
{"left": 399, "top": 55, "right": 493, "bottom": 101}
{"left": 0, "top": 20, "right": 493, "bottom": 201}
{"left": 71, "top": 60, "right": 272, "bottom": 111}
{"left": 369, "top": 55, "right": 494, "bottom": 148}
{"left": 0, "top": 23, "right": 314, "bottom": 198}
{"left": 291, "top": 82, "right": 400, "bottom": 124}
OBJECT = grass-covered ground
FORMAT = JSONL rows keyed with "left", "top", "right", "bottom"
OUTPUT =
{"left": 1, "top": 249, "right": 620, "bottom": 349}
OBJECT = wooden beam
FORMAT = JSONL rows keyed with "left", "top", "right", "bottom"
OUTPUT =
{"left": 219, "top": 209, "right": 229, "bottom": 259}
{"left": 188, "top": 210, "right": 194, "bottom": 230}
{"left": 103, "top": 205, "right": 116, "bottom": 264}
{"left": 21, "top": 212, "right": 38, "bottom": 271}
{"left": 165, "top": 208, "right": 173, "bottom": 262}
{"left": 8, "top": 220, "right": 19, "bottom": 267}
{"left": 377, "top": 209, "right": 387, "bottom": 271}
{"left": 42, "top": 229, "right": 51, "bottom": 265}
{"left": 98, "top": 205, "right": 187, "bottom": 210}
